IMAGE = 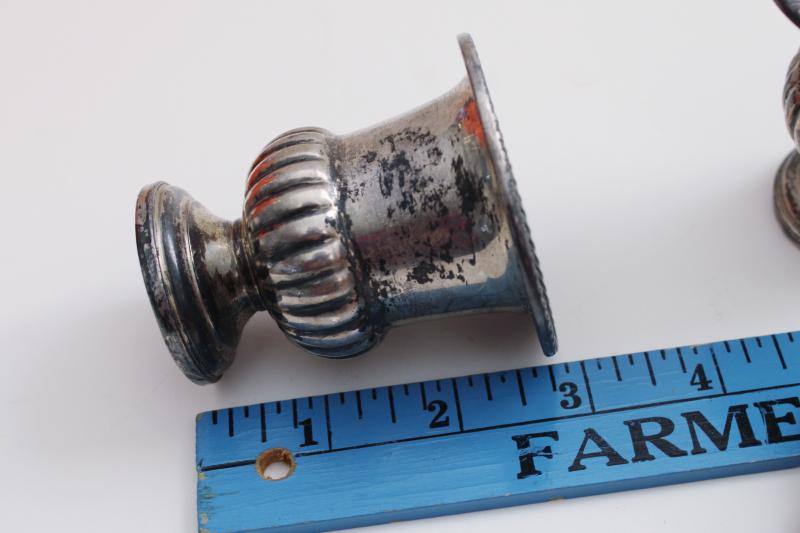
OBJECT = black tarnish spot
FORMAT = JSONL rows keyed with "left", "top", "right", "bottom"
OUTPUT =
{"left": 407, "top": 261, "right": 438, "bottom": 284}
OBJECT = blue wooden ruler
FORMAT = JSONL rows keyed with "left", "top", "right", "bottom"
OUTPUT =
{"left": 197, "top": 331, "right": 800, "bottom": 532}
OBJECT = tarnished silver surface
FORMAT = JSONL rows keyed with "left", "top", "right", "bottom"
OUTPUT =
{"left": 136, "top": 34, "right": 557, "bottom": 384}
{"left": 775, "top": 152, "right": 800, "bottom": 243}
{"left": 775, "top": 0, "right": 800, "bottom": 245}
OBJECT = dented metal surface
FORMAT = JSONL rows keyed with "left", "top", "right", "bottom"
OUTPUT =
{"left": 135, "top": 34, "right": 557, "bottom": 384}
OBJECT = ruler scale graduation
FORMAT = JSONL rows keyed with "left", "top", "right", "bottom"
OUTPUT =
{"left": 196, "top": 331, "right": 800, "bottom": 532}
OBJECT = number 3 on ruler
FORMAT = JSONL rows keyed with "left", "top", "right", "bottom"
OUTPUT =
{"left": 559, "top": 382, "right": 582, "bottom": 409}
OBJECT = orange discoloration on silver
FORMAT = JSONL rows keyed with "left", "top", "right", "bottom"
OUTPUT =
{"left": 460, "top": 99, "right": 487, "bottom": 148}
{"left": 247, "top": 194, "right": 281, "bottom": 217}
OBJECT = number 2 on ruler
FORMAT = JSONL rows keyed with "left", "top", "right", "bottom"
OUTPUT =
{"left": 427, "top": 400, "right": 450, "bottom": 428}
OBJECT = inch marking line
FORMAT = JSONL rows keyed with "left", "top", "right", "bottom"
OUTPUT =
{"left": 451, "top": 377, "right": 465, "bottom": 432}
{"left": 579, "top": 361, "right": 596, "bottom": 413}
{"left": 774, "top": 334, "right": 788, "bottom": 369}
{"left": 515, "top": 369, "right": 528, "bottom": 407}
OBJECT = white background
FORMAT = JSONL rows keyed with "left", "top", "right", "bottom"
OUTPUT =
{"left": 1, "top": 1, "right": 799, "bottom": 531}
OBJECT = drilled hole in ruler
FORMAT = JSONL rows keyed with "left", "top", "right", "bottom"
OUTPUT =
{"left": 255, "top": 448, "right": 295, "bottom": 481}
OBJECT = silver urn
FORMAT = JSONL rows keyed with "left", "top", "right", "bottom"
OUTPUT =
{"left": 135, "top": 35, "right": 557, "bottom": 384}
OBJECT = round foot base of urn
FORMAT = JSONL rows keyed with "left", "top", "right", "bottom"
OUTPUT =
{"left": 135, "top": 182, "right": 255, "bottom": 384}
